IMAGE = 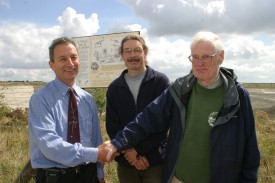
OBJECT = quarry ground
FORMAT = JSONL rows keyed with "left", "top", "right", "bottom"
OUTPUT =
{"left": 247, "top": 88, "right": 275, "bottom": 119}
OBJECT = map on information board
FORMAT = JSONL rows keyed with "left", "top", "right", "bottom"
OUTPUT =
{"left": 73, "top": 31, "right": 140, "bottom": 88}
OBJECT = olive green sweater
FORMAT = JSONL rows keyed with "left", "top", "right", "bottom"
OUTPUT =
{"left": 174, "top": 82, "right": 224, "bottom": 183}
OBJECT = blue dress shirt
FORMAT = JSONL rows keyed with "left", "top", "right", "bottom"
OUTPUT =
{"left": 28, "top": 78, "right": 104, "bottom": 179}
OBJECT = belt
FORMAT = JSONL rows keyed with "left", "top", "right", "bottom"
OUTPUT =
{"left": 40, "top": 165, "right": 83, "bottom": 175}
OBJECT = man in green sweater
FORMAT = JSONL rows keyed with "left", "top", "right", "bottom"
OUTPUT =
{"left": 104, "top": 31, "right": 260, "bottom": 183}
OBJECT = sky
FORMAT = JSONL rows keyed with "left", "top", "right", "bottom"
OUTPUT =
{"left": 0, "top": 0, "right": 275, "bottom": 83}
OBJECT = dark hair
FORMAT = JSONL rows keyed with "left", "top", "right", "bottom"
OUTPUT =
{"left": 119, "top": 35, "right": 148, "bottom": 55}
{"left": 48, "top": 37, "right": 77, "bottom": 62}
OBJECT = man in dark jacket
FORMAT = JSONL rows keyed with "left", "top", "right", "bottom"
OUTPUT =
{"left": 105, "top": 34, "right": 169, "bottom": 183}
{"left": 105, "top": 31, "right": 260, "bottom": 183}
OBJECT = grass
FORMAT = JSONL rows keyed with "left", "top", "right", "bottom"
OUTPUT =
{"left": 1, "top": 108, "right": 275, "bottom": 182}
{"left": 0, "top": 106, "right": 118, "bottom": 183}
{"left": 0, "top": 84, "right": 275, "bottom": 182}
{"left": 255, "top": 111, "right": 275, "bottom": 182}
{"left": 0, "top": 107, "right": 32, "bottom": 183}
{"left": 99, "top": 115, "right": 119, "bottom": 183}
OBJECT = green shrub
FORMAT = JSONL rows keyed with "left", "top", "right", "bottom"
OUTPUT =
{"left": 85, "top": 87, "right": 107, "bottom": 116}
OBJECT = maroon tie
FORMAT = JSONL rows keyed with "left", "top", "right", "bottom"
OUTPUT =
{"left": 67, "top": 87, "right": 80, "bottom": 143}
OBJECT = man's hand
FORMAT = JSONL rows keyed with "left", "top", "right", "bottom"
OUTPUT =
{"left": 123, "top": 148, "right": 150, "bottom": 170}
{"left": 134, "top": 156, "right": 150, "bottom": 170}
{"left": 97, "top": 141, "right": 118, "bottom": 163}
{"left": 123, "top": 148, "right": 138, "bottom": 165}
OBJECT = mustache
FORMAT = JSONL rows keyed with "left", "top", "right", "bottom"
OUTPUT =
{"left": 126, "top": 58, "right": 140, "bottom": 63}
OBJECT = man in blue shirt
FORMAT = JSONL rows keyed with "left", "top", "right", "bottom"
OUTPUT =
{"left": 28, "top": 37, "right": 112, "bottom": 183}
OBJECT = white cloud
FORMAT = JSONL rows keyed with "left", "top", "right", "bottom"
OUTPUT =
{"left": 58, "top": 7, "right": 99, "bottom": 37}
{"left": 120, "top": 0, "right": 275, "bottom": 83}
{"left": 121, "top": 0, "right": 275, "bottom": 36}
{"left": 0, "top": 22, "right": 59, "bottom": 69}
{"left": 0, "top": 1, "right": 275, "bottom": 83}
{"left": 0, "top": 7, "right": 100, "bottom": 81}
{"left": 0, "top": 68, "right": 54, "bottom": 81}
{"left": 147, "top": 37, "right": 191, "bottom": 81}
{"left": 218, "top": 33, "right": 275, "bottom": 83}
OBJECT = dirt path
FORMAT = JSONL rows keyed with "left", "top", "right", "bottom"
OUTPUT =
{"left": 247, "top": 88, "right": 275, "bottom": 119}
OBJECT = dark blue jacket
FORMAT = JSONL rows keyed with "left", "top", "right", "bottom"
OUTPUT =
{"left": 112, "top": 67, "right": 260, "bottom": 183}
{"left": 106, "top": 66, "right": 169, "bottom": 167}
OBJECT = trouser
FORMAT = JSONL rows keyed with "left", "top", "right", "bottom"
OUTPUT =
{"left": 35, "top": 163, "right": 99, "bottom": 183}
{"left": 117, "top": 163, "right": 163, "bottom": 183}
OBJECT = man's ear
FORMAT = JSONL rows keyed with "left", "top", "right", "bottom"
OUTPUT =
{"left": 218, "top": 50, "right": 224, "bottom": 65}
{"left": 49, "top": 60, "right": 54, "bottom": 71}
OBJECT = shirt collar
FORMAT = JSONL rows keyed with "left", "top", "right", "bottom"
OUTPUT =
{"left": 53, "top": 78, "right": 79, "bottom": 96}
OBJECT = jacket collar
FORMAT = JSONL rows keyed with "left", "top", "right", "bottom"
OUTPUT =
{"left": 113, "top": 65, "right": 156, "bottom": 87}
{"left": 169, "top": 67, "right": 240, "bottom": 122}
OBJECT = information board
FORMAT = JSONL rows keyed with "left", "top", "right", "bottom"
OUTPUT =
{"left": 73, "top": 31, "right": 140, "bottom": 88}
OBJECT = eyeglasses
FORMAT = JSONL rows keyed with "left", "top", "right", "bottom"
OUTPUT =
{"left": 123, "top": 48, "right": 143, "bottom": 55}
{"left": 188, "top": 52, "right": 218, "bottom": 63}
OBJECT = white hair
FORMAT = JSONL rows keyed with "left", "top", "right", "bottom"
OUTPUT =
{"left": 190, "top": 31, "right": 224, "bottom": 52}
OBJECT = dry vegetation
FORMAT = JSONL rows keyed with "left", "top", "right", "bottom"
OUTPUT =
{"left": 255, "top": 111, "right": 275, "bottom": 182}
{"left": 0, "top": 106, "right": 118, "bottom": 183}
{"left": 0, "top": 83, "right": 274, "bottom": 183}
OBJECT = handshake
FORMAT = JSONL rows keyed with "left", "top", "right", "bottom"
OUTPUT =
{"left": 97, "top": 141, "right": 150, "bottom": 170}
{"left": 97, "top": 141, "right": 119, "bottom": 164}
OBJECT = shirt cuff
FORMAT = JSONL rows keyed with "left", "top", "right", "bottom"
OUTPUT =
{"left": 82, "top": 147, "right": 98, "bottom": 163}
